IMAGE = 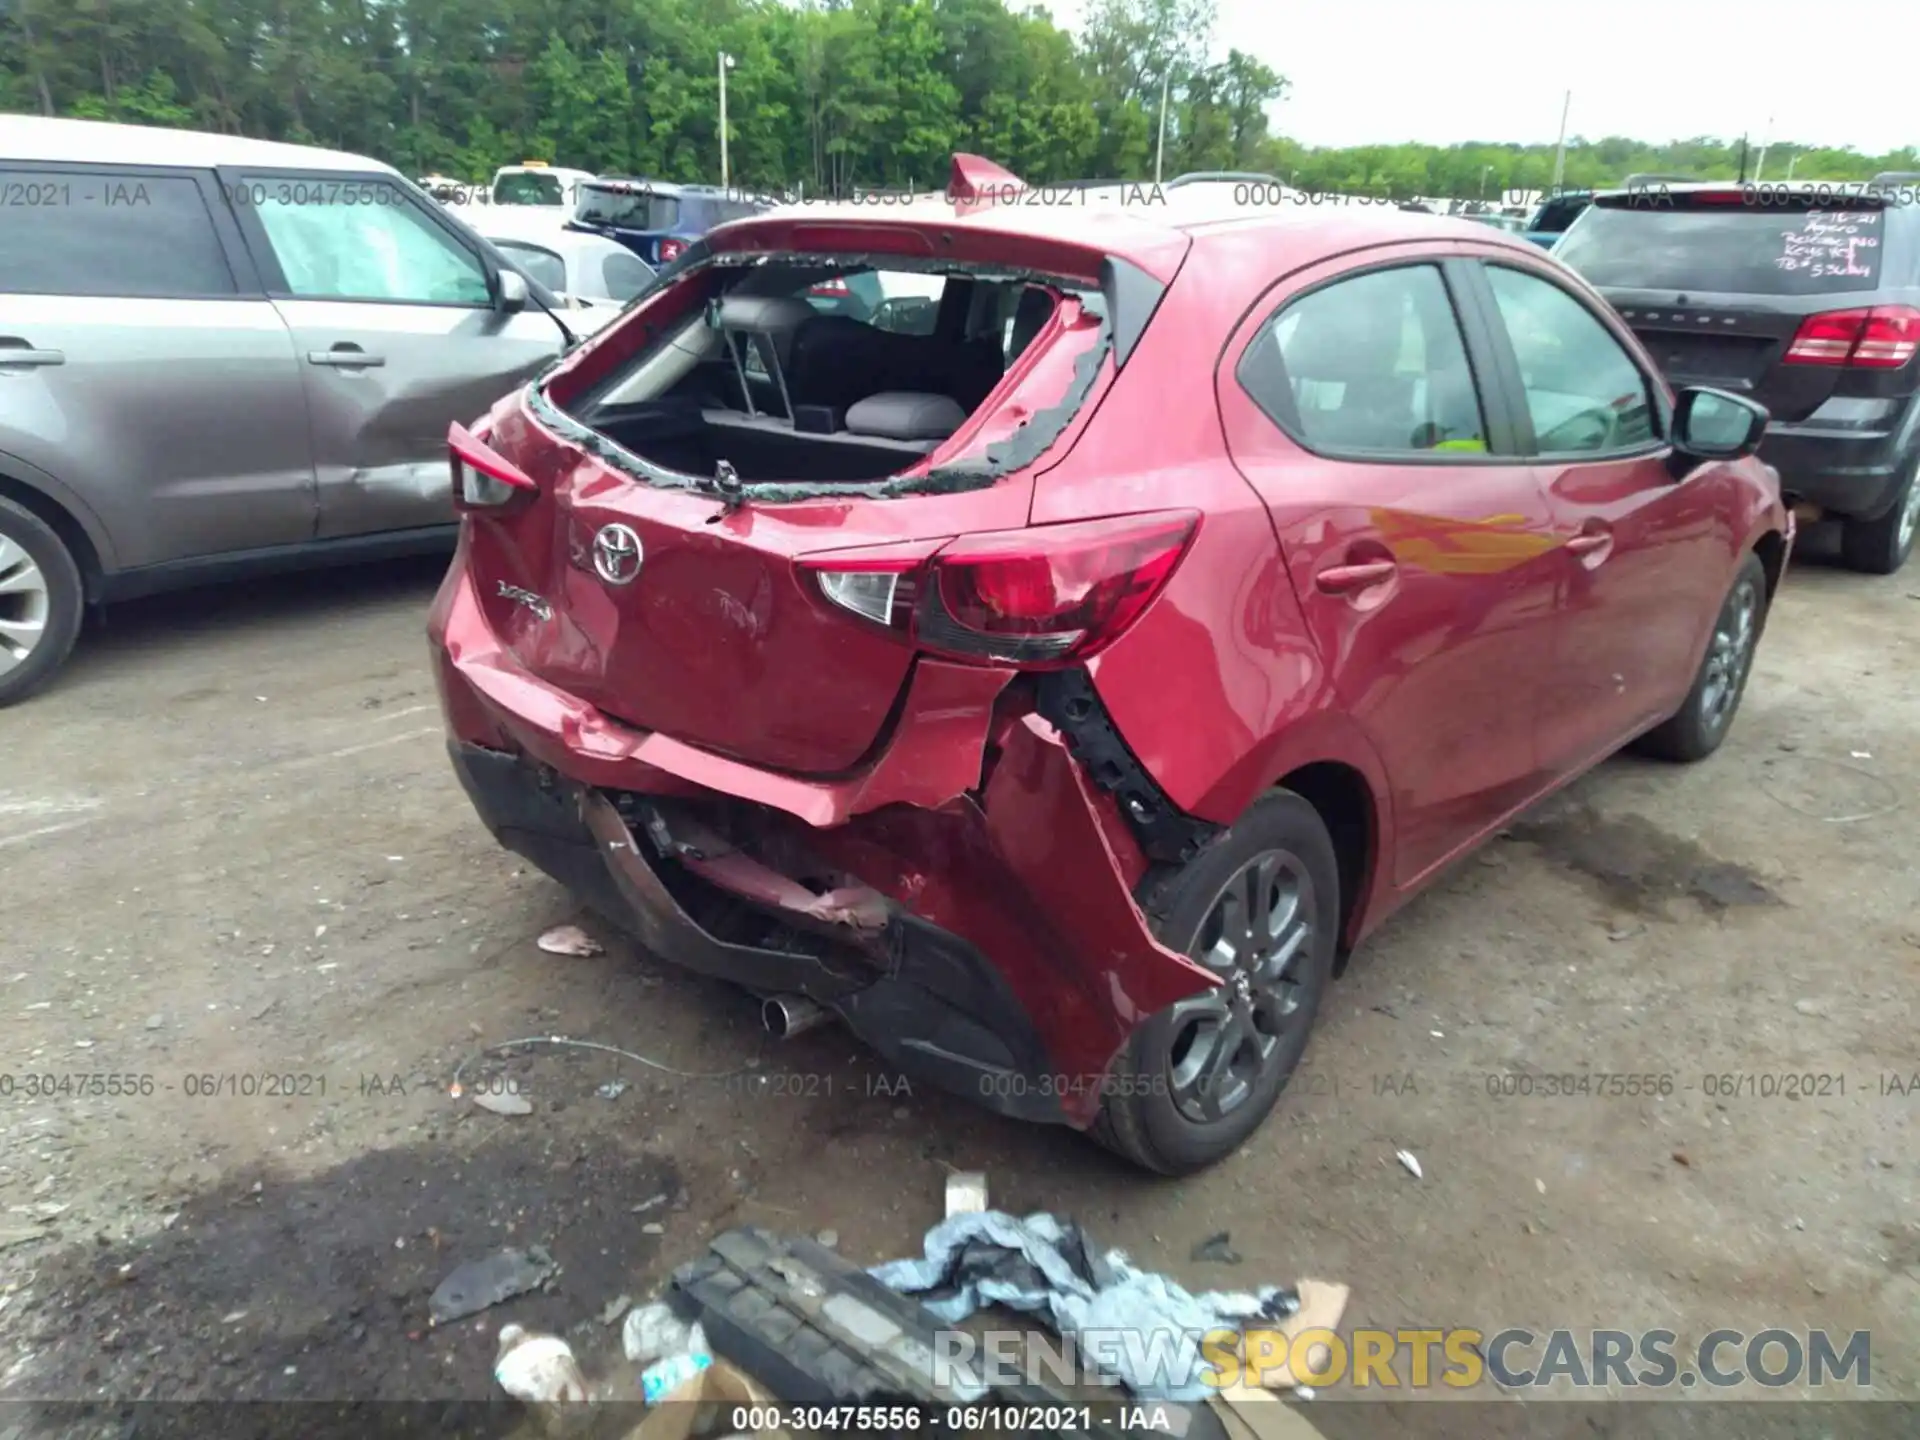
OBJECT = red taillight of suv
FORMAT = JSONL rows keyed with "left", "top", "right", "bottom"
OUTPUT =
{"left": 1783, "top": 306, "right": 1920, "bottom": 369}
{"left": 801, "top": 512, "right": 1199, "bottom": 668}
{"left": 657, "top": 237, "right": 687, "bottom": 264}
{"left": 448, "top": 421, "right": 537, "bottom": 512}
{"left": 809, "top": 277, "right": 851, "bottom": 296}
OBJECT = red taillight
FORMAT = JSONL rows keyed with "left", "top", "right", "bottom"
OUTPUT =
{"left": 657, "top": 237, "right": 686, "bottom": 263}
{"left": 800, "top": 512, "right": 1199, "bottom": 669}
{"left": 809, "top": 277, "right": 851, "bottom": 295}
{"left": 1690, "top": 190, "right": 1749, "bottom": 205}
{"left": 1784, "top": 306, "right": 1919, "bottom": 369}
{"left": 448, "top": 420, "right": 536, "bottom": 511}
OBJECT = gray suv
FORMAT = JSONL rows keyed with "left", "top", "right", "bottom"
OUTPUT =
{"left": 0, "top": 116, "right": 580, "bottom": 704}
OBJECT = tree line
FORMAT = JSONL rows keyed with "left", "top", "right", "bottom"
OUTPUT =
{"left": 3, "top": 0, "right": 1913, "bottom": 199}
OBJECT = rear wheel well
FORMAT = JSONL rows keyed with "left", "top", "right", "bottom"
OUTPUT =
{"left": 1275, "top": 761, "right": 1374, "bottom": 971}
{"left": 0, "top": 473, "right": 102, "bottom": 599}
{"left": 1753, "top": 529, "right": 1787, "bottom": 604}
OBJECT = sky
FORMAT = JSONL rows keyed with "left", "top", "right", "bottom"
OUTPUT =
{"left": 1032, "top": 0, "right": 1917, "bottom": 155}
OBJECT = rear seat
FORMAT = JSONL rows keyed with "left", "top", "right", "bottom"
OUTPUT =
{"left": 788, "top": 314, "right": 1004, "bottom": 415}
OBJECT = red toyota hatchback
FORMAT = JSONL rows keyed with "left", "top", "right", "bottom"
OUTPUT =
{"left": 429, "top": 159, "right": 1792, "bottom": 1173}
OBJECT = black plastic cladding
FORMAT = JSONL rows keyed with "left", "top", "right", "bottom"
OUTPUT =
{"left": 520, "top": 246, "right": 1159, "bottom": 503}
{"left": 1034, "top": 669, "right": 1222, "bottom": 866}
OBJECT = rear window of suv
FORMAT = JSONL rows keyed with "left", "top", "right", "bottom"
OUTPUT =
{"left": 577, "top": 186, "right": 680, "bottom": 231}
{"left": 1555, "top": 200, "right": 1883, "bottom": 295}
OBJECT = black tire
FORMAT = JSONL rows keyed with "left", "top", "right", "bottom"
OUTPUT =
{"left": 1838, "top": 456, "right": 1919, "bottom": 576}
{"left": 1634, "top": 551, "right": 1768, "bottom": 763}
{"left": 0, "top": 495, "right": 84, "bottom": 707}
{"left": 1092, "top": 789, "right": 1339, "bottom": 1175}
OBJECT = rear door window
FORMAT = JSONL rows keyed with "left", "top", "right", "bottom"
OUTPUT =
{"left": 495, "top": 241, "right": 567, "bottom": 294}
{"left": 1485, "top": 265, "right": 1658, "bottom": 455}
{"left": 1555, "top": 203, "right": 1883, "bottom": 294}
{"left": 1241, "top": 263, "right": 1489, "bottom": 455}
{"left": 601, "top": 251, "right": 655, "bottom": 302}
{"left": 0, "top": 169, "right": 236, "bottom": 297}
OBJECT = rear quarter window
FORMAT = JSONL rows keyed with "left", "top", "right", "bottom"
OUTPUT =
{"left": 1556, "top": 203, "right": 1884, "bottom": 294}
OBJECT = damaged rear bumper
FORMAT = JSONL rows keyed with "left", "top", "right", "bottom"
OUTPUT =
{"left": 431, "top": 561, "right": 1216, "bottom": 1129}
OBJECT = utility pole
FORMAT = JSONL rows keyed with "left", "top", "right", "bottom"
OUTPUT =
{"left": 1550, "top": 89, "right": 1570, "bottom": 191}
{"left": 1155, "top": 70, "right": 1171, "bottom": 185}
{"left": 718, "top": 51, "right": 735, "bottom": 191}
{"left": 1753, "top": 115, "right": 1774, "bottom": 181}
{"left": 1736, "top": 132, "right": 1749, "bottom": 183}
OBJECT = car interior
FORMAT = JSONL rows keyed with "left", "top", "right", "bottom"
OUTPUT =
{"left": 573, "top": 265, "right": 1072, "bottom": 483}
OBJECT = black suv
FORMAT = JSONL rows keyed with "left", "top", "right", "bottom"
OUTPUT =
{"left": 1554, "top": 175, "right": 1920, "bottom": 573}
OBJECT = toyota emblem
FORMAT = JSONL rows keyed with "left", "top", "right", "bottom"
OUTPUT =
{"left": 591, "top": 523, "right": 644, "bottom": 586}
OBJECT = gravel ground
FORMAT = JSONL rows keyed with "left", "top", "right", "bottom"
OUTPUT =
{"left": 0, "top": 530, "right": 1914, "bottom": 1429}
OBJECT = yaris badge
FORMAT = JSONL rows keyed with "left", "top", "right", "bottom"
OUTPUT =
{"left": 592, "top": 524, "right": 644, "bottom": 585}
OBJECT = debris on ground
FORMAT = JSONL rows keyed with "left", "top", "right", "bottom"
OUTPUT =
{"left": 1395, "top": 1149, "right": 1423, "bottom": 1179}
{"left": 600, "top": 1293, "right": 634, "bottom": 1326}
{"left": 1191, "top": 1231, "right": 1243, "bottom": 1265}
{"left": 943, "top": 1171, "right": 988, "bottom": 1217}
{"left": 598, "top": 1079, "right": 630, "bottom": 1101}
{"left": 537, "top": 925, "right": 604, "bottom": 958}
{"left": 631, "top": 1193, "right": 668, "bottom": 1215}
{"left": 495, "top": 1322, "right": 588, "bottom": 1408}
{"left": 814, "top": 1229, "right": 839, "bottom": 1249}
{"left": 474, "top": 1088, "right": 533, "bottom": 1117}
{"left": 871, "top": 1210, "right": 1300, "bottom": 1400}
{"left": 623, "top": 1300, "right": 694, "bottom": 1366}
{"left": 640, "top": 1321, "right": 712, "bottom": 1403}
{"left": 429, "top": 1244, "right": 557, "bottom": 1324}
{"left": 1671, "top": 1150, "right": 1692, "bottom": 1168}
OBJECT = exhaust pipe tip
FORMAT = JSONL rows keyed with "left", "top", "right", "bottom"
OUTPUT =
{"left": 762, "top": 994, "right": 831, "bottom": 1040}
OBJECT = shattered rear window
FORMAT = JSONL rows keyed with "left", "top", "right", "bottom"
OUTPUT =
{"left": 528, "top": 254, "right": 1113, "bottom": 502}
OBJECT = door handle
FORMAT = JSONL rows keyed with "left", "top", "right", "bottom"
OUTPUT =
{"left": 0, "top": 338, "right": 65, "bottom": 368}
{"left": 1314, "top": 559, "right": 1398, "bottom": 595}
{"left": 307, "top": 346, "right": 386, "bottom": 368}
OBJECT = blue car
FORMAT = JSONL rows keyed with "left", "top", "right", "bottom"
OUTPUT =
{"left": 567, "top": 178, "right": 770, "bottom": 268}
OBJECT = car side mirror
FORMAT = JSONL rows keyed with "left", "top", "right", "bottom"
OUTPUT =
{"left": 1672, "top": 386, "right": 1768, "bottom": 460}
{"left": 494, "top": 269, "right": 529, "bottom": 315}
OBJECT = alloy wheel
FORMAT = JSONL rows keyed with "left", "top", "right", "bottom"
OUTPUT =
{"left": 1699, "top": 576, "right": 1759, "bottom": 733}
{"left": 1165, "top": 849, "right": 1317, "bottom": 1123}
{"left": 1898, "top": 473, "right": 1920, "bottom": 560}
{"left": 0, "top": 535, "right": 50, "bottom": 679}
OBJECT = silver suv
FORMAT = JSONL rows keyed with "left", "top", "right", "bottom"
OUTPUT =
{"left": 0, "top": 116, "right": 582, "bottom": 704}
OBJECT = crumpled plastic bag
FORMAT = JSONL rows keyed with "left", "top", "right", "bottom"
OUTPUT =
{"left": 871, "top": 1209, "right": 1298, "bottom": 1401}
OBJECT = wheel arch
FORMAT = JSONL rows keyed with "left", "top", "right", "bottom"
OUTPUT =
{"left": 0, "top": 458, "right": 115, "bottom": 599}
{"left": 1752, "top": 526, "right": 1788, "bottom": 604}
{"left": 1272, "top": 758, "right": 1382, "bottom": 970}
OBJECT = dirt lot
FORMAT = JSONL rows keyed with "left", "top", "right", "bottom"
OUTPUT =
{"left": 0, "top": 532, "right": 1915, "bottom": 1432}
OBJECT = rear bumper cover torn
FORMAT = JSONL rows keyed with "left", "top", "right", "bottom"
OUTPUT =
{"left": 432, "top": 563, "right": 1217, "bottom": 1128}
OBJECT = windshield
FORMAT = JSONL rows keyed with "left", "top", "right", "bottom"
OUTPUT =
{"left": 494, "top": 172, "right": 564, "bottom": 206}
{"left": 576, "top": 186, "right": 680, "bottom": 231}
{"left": 1556, "top": 203, "right": 1884, "bottom": 294}
{"left": 494, "top": 241, "right": 567, "bottom": 294}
